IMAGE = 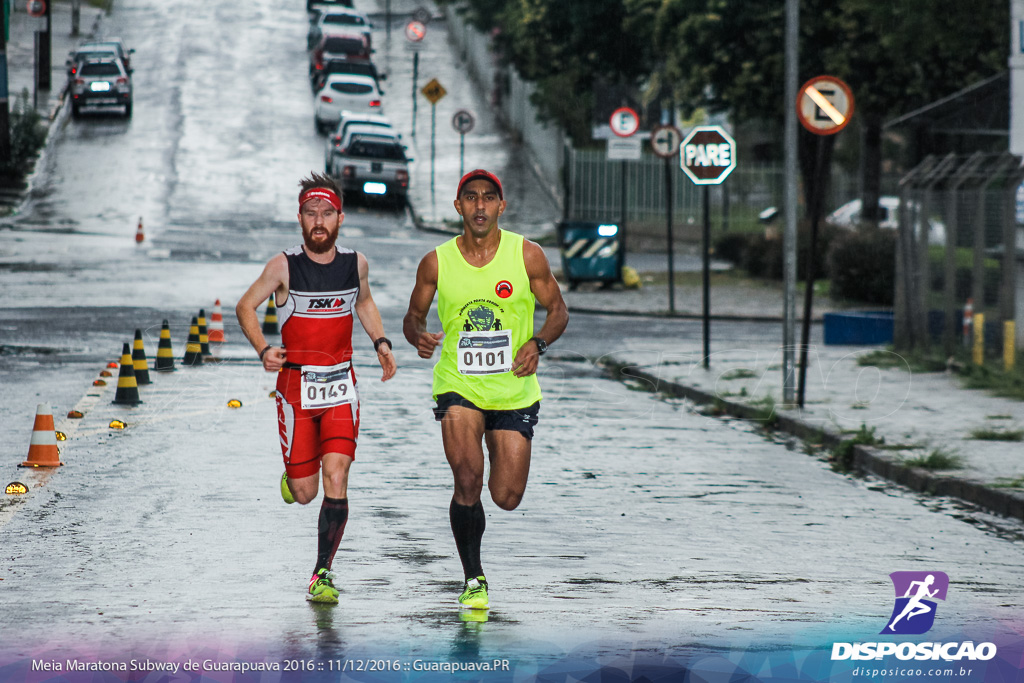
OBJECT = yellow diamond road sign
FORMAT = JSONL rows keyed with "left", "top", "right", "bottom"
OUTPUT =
{"left": 421, "top": 79, "right": 447, "bottom": 105}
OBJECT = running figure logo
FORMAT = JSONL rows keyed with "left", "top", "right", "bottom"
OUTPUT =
{"left": 881, "top": 571, "right": 949, "bottom": 635}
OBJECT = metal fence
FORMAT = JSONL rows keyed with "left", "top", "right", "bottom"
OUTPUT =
{"left": 566, "top": 147, "right": 902, "bottom": 247}
{"left": 894, "top": 152, "right": 1024, "bottom": 353}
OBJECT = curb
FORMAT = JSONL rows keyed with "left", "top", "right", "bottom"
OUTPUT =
{"left": 601, "top": 360, "right": 1024, "bottom": 524}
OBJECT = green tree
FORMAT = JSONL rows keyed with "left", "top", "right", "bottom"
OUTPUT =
{"left": 654, "top": 0, "right": 1006, "bottom": 223}
{"left": 436, "top": 0, "right": 658, "bottom": 144}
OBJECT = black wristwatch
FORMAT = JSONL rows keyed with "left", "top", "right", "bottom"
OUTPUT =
{"left": 374, "top": 337, "right": 393, "bottom": 353}
{"left": 530, "top": 336, "right": 548, "bottom": 355}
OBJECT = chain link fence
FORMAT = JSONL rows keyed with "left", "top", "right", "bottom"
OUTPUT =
{"left": 895, "top": 152, "right": 1024, "bottom": 354}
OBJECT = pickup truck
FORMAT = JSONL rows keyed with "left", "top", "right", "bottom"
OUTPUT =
{"left": 329, "top": 133, "right": 411, "bottom": 204}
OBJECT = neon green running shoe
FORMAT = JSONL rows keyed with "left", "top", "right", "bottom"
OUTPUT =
{"left": 307, "top": 568, "right": 339, "bottom": 604}
{"left": 458, "top": 576, "right": 489, "bottom": 610}
{"left": 280, "top": 471, "right": 295, "bottom": 504}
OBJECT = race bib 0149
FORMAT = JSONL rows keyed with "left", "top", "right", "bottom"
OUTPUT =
{"left": 300, "top": 361, "right": 356, "bottom": 410}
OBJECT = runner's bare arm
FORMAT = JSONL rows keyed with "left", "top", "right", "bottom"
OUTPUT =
{"left": 403, "top": 250, "right": 444, "bottom": 359}
{"left": 512, "top": 240, "right": 569, "bottom": 378}
{"left": 353, "top": 252, "right": 396, "bottom": 382}
{"left": 236, "top": 254, "right": 289, "bottom": 371}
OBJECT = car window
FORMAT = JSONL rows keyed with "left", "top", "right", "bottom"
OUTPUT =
{"left": 75, "top": 50, "right": 117, "bottom": 61}
{"left": 324, "top": 14, "right": 364, "bottom": 25}
{"left": 330, "top": 81, "right": 373, "bottom": 95}
{"left": 80, "top": 62, "right": 122, "bottom": 76}
{"left": 328, "top": 62, "right": 374, "bottom": 77}
{"left": 349, "top": 141, "right": 404, "bottom": 160}
{"left": 324, "top": 37, "right": 365, "bottom": 53}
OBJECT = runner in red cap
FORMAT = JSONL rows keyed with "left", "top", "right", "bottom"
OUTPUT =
{"left": 237, "top": 172, "right": 396, "bottom": 605}
{"left": 404, "top": 168, "right": 568, "bottom": 611}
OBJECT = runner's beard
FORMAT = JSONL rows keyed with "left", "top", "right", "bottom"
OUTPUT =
{"left": 303, "top": 224, "right": 339, "bottom": 254}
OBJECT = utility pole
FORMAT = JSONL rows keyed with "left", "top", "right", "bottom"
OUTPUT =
{"left": 38, "top": 0, "right": 52, "bottom": 90}
{"left": 1011, "top": 0, "right": 1024, "bottom": 155}
{"left": 72, "top": 0, "right": 81, "bottom": 36}
{"left": 782, "top": 0, "right": 799, "bottom": 404}
{"left": 0, "top": 0, "right": 11, "bottom": 166}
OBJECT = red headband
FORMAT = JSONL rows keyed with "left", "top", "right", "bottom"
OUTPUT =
{"left": 299, "top": 188, "right": 341, "bottom": 211}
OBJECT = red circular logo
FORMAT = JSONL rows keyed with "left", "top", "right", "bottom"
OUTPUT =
{"left": 495, "top": 281, "right": 513, "bottom": 298}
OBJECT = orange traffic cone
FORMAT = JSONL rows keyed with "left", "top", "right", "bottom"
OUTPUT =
{"left": 132, "top": 329, "right": 152, "bottom": 385}
{"left": 208, "top": 299, "right": 226, "bottom": 342}
{"left": 20, "top": 404, "right": 63, "bottom": 467}
{"left": 135, "top": 217, "right": 144, "bottom": 244}
{"left": 111, "top": 342, "right": 143, "bottom": 405}
{"left": 182, "top": 317, "right": 203, "bottom": 366}
{"left": 197, "top": 309, "right": 211, "bottom": 356}
{"left": 262, "top": 296, "right": 278, "bottom": 334}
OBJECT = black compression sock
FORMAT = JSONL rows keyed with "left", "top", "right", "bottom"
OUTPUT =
{"left": 315, "top": 497, "right": 349, "bottom": 573}
{"left": 450, "top": 498, "right": 486, "bottom": 580}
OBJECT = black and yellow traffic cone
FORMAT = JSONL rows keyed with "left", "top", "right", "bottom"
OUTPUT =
{"left": 131, "top": 329, "right": 152, "bottom": 385}
{"left": 197, "top": 309, "right": 212, "bottom": 355}
{"left": 155, "top": 320, "right": 176, "bottom": 372}
{"left": 182, "top": 317, "right": 204, "bottom": 366}
{"left": 112, "top": 343, "right": 143, "bottom": 405}
{"left": 262, "top": 296, "right": 278, "bottom": 334}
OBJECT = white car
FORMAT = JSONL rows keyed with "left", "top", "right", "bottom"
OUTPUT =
{"left": 324, "top": 112, "right": 397, "bottom": 170}
{"left": 314, "top": 74, "right": 383, "bottom": 133}
{"left": 826, "top": 196, "right": 946, "bottom": 245}
{"left": 308, "top": 6, "right": 372, "bottom": 49}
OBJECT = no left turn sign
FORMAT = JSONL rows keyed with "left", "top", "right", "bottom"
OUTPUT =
{"left": 609, "top": 107, "right": 640, "bottom": 138}
{"left": 452, "top": 109, "right": 475, "bottom": 135}
{"left": 650, "top": 125, "right": 682, "bottom": 159}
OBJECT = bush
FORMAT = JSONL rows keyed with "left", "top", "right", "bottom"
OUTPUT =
{"left": 739, "top": 221, "right": 836, "bottom": 281}
{"left": 0, "top": 89, "right": 47, "bottom": 177}
{"left": 713, "top": 232, "right": 751, "bottom": 266}
{"left": 827, "top": 229, "right": 896, "bottom": 304}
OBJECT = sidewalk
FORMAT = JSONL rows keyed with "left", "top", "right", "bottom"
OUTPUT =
{"left": 1, "top": 0, "right": 105, "bottom": 205}
{"left": 394, "top": 0, "right": 1024, "bottom": 523}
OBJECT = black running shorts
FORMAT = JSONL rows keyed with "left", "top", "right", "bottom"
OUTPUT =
{"left": 433, "top": 392, "right": 540, "bottom": 440}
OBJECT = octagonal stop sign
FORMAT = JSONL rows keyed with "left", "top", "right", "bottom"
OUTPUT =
{"left": 680, "top": 126, "right": 736, "bottom": 185}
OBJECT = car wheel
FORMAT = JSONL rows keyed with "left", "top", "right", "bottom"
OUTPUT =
{"left": 71, "top": 102, "right": 81, "bottom": 118}
{"left": 124, "top": 101, "right": 133, "bottom": 117}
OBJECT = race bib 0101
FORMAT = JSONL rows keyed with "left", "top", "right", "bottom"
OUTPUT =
{"left": 457, "top": 329, "right": 513, "bottom": 375}
{"left": 300, "top": 361, "right": 356, "bottom": 410}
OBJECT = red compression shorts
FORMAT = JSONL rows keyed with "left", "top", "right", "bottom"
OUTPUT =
{"left": 276, "top": 367, "right": 360, "bottom": 480}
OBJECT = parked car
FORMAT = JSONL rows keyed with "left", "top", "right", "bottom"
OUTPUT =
{"left": 309, "top": 33, "right": 371, "bottom": 78}
{"left": 308, "top": 7, "right": 372, "bottom": 50}
{"left": 311, "top": 57, "right": 385, "bottom": 92}
{"left": 331, "top": 132, "right": 411, "bottom": 203}
{"left": 69, "top": 58, "right": 132, "bottom": 117}
{"left": 826, "top": 196, "right": 945, "bottom": 245}
{"left": 307, "top": 0, "right": 353, "bottom": 11}
{"left": 314, "top": 74, "right": 383, "bottom": 133}
{"left": 324, "top": 112, "right": 398, "bottom": 171}
{"left": 86, "top": 38, "right": 135, "bottom": 71}
{"left": 66, "top": 45, "right": 119, "bottom": 77}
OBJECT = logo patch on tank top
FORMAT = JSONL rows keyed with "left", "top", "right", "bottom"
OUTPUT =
{"left": 495, "top": 280, "right": 513, "bottom": 298}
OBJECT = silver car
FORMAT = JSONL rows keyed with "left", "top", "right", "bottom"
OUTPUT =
{"left": 70, "top": 58, "right": 133, "bottom": 117}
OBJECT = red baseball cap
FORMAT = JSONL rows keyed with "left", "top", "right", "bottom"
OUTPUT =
{"left": 456, "top": 169, "right": 503, "bottom": 199}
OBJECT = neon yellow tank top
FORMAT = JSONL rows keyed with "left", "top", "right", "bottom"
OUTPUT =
{"left": 433, "top": 230, "right": 542, "bottom": 410}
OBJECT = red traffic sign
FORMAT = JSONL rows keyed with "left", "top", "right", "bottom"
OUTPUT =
{"left": 27, "top": 0, "right": 46, "bottom": 17}
{"left": 609, "top": 107, "right": 640, "bottom": 137}
{"left": 680, "top": 125, "right": 736, "bottom": 185}
{"left": 650, "top": 124, "right": 682, "bottom": 159}
{"left": 405, "top": 20, "right": 426, "bottom": 42}
{"left": 797, "top": 75, "right": 854, "bottom": 136}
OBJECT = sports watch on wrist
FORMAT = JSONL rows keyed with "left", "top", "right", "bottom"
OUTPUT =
{"left": 530, "top": 336, "right": 548, "bottom": 355}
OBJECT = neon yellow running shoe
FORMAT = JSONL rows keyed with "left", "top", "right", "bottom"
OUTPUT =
{"left": 458, "top": 576, "right": 489, "bottom": 610}
{"left": 307, "top": 568, "right": 339, "bottom": 604}
{"left": 280, "top": 471, "right": 295, "bottom": 504}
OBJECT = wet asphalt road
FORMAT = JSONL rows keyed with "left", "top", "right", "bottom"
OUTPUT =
{"left": 1, "top": 0, "right": 1024, "bottom": 678}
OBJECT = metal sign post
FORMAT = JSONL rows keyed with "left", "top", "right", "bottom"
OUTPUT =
{"left": 681, "top": 125, "right": 737, "bottom": 368}
{"left": 421, "top": 78, "right": 447, "bottom": 199}
{"left": 452, "top": 109, "right": 475, "bottom": 178}
{"left": 609, "top": 107, "right": 640, "bottom": 264}
{"left": 651, "top": 124, "right": 682, "bottom": 314}
{"left": 795, "top": 75, "right": 854, "bottom": 407}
